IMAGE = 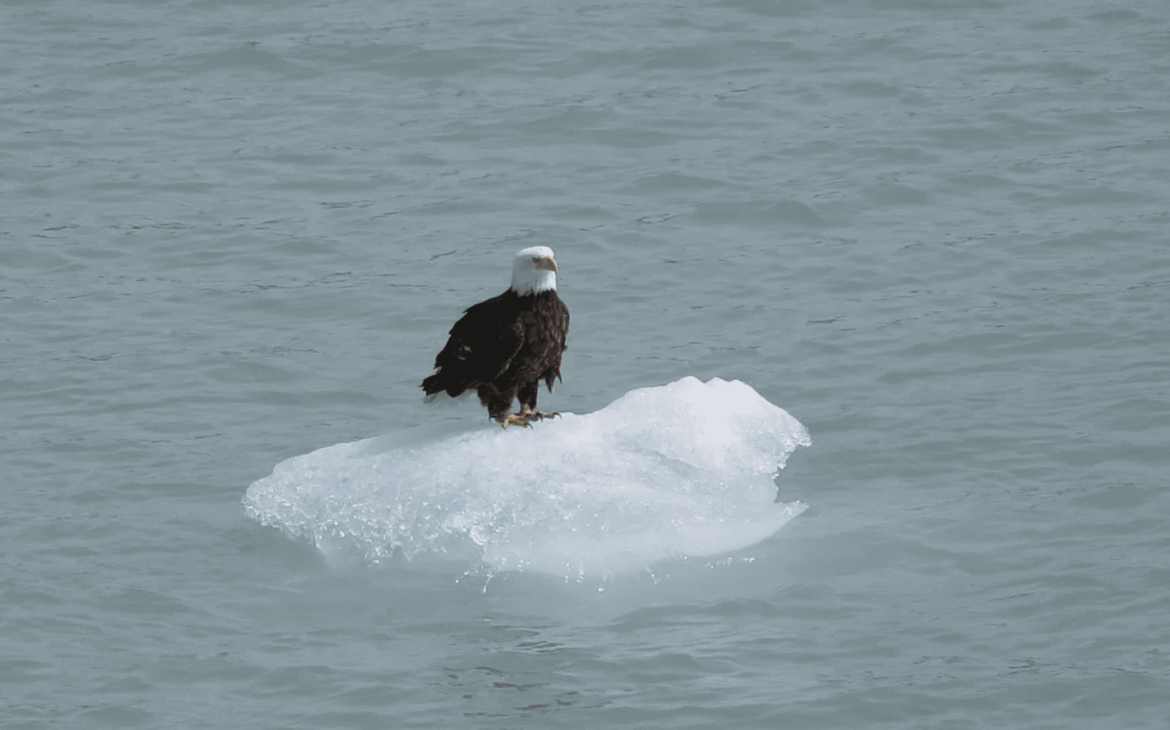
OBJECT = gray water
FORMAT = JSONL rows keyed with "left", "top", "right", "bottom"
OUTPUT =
{"left": 3, "top": 0, "right": 1169, "bottom": 727}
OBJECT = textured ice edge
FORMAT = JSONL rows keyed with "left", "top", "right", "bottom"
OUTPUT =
{"left": 244, "top": 376, "right": 811, "bottom": 579}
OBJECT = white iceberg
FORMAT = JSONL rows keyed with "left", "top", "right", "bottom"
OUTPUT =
{"left": 243, "top": 376, "right": 811, "bottom": 580}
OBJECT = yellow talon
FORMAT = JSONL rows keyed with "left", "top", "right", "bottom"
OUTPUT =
{"left": 498, "top": 412, "right": 532, "bottom": 429}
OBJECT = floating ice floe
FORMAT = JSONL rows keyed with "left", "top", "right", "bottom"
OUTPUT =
{"left": 243, "top": 376, "right": 810, "bottom": 580}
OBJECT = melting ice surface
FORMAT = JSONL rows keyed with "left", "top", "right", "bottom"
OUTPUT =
{"left": 243, "top": 377, "right": 811, "bottom": 580}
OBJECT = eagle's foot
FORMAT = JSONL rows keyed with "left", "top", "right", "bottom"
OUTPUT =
{"left": 498, "top": 412, "right": 533, "bottom": 429}
{"left": 517, "top": 405, "right": 559, "bottom": 423}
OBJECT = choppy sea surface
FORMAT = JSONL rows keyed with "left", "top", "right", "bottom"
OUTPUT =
{"left": 3, "top": 0, "right": 1169, "bottom": 727}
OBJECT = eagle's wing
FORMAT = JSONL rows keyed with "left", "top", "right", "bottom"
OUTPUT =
{"left": 543, "top": 296, "right": 570, "bottom": 391}
{"left": 442, "top": 297, "right": 525, "bottom": 386}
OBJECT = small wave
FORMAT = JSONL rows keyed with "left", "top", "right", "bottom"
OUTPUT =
{"left": 243, "top": 376, "right": 810, "bottom": 580}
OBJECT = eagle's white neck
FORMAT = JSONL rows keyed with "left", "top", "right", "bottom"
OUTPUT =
{"left": 511, "top": 268, "right": 557, "bottom": 295}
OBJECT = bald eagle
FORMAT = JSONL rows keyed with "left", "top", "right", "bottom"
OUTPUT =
{"left": 421, "top": 246, "right": 570, "bottom": 428}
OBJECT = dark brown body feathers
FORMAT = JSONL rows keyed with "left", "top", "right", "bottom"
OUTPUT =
{"left": 421, "top": 289, "right": 569, "bottom": 421}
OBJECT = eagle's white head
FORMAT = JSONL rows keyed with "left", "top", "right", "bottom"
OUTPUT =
{"left": 510, "top": 246, "right": 559, "bottom": 295}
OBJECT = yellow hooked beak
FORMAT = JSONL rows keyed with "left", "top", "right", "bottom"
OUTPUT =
{"left": 533, "top": 256, "right": 558, "bottom": 272}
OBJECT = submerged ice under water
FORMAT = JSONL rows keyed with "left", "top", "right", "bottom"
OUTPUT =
{"left": 244, "top": 377, "right": 811, "bottom": 579}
